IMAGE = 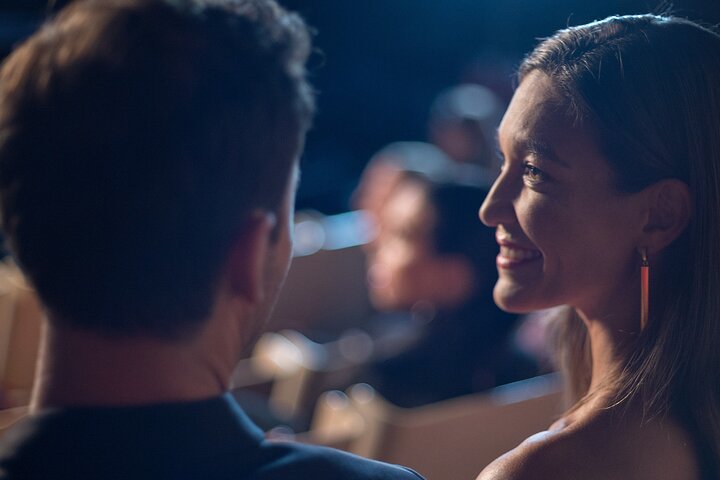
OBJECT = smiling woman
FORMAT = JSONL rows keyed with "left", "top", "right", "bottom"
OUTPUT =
{"left": 482, "top": 70, "right": 651, "bottom": 319}
{"left": 477, "top": 15, "right": 720, "bottom": 480}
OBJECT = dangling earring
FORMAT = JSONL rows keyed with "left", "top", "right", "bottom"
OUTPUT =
{"left": 640, "top": 248, "right": 649, "bottom": 330}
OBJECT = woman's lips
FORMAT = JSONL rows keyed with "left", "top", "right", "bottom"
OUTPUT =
{"left": 496, "top": 243, "right": 542, "bottom": 268}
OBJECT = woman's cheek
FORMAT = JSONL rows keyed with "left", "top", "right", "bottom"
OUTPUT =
{"left": 515, "top": 193, "right": 562, "bottom": 244}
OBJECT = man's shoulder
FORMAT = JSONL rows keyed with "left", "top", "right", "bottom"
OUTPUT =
{"left": 0, "top": 400, "right": 426, "bottom": 480}
{"left": 253, "top": 440, "right": 424, "bottom": 480}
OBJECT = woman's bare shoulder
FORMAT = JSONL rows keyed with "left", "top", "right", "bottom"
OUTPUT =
{"left": 475, "top": 430, "right": 571, "bottom": 480}
{"left": 476, "top": 411, "right": 700, "bottom": 480}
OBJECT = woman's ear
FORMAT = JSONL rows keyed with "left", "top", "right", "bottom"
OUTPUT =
{"left": 640, "top": 179, "right": 691, "bottom": 254}
{"left": 225, "top": 211, "right": 277, "bottom": 304}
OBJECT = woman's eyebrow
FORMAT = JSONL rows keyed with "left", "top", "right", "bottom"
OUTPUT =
{"left": 497, "top": 129, "right": 570, "bottom": 169}
{"left": 495, "top": 128, "right": 571, "bottom": 168}
{"left": 525, "top": 138, "right": 570, "bottom": 168}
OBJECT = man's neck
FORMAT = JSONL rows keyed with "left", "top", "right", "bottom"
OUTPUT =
{"left": 31, "top": 321, "right": 237, "bottom": 411}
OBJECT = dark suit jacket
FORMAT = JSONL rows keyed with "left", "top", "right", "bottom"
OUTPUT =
{"left": 0, "top": 393, "right": 424, "bottom": 479}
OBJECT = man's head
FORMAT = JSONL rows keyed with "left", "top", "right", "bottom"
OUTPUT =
{"left": 0, "top": 0, "right": 315, "bottom": 338}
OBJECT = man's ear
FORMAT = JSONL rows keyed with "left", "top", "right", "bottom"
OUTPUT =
{"left": 226, "top": 211, "right": 277, "bottom": 304}
{"left": 640, "top": 179, "right": 691, "bottom": 254}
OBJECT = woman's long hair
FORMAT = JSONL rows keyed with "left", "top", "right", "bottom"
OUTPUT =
{"left": 519, "top": 15, "right": 720, "bottom": 474}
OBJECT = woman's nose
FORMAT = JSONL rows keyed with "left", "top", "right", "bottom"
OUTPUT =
{"left": 479, "top": 172, "right": 517, "bottom": 227}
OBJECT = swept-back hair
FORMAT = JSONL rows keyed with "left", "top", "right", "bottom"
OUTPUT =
{"left": 520, "top": 15, "right": 720, "bottom": 474}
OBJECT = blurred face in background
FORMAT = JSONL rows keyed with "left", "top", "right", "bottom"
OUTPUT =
{"left": 366, "top": 179, "right": 474, "bottom": 311}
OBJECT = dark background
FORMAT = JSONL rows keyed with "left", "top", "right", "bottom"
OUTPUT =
{"left": 2, "top": 0, "right": 720, "bottom": 213}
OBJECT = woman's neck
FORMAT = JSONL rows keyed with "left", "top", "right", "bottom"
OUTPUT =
{"left": 577, "top": 269, "right": 642, "bottom": 393}
{"left": 566, "top": 300, "right": 641, "bottom": 422}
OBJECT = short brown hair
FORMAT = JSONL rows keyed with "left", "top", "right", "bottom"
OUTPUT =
{"left": 0, "top": 0, "right": 315, "bottom": 337}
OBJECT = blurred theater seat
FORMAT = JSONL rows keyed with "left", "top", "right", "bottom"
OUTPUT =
{"left": 267, "top": 210, "right": 375, "bottom": 335}
{"left": 301, "top": 374, "right": 563, "bottom": 480}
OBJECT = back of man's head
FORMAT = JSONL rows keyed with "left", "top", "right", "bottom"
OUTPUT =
{"left": 0, "top": 0, "right": 315, "bottom": 338}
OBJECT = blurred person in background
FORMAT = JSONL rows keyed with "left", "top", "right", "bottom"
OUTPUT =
{"left": 428, "top": 83, "right": 505, "bottom": 172}
{"left": 359, "top": 171, "right": 538, "bottom": 408}
{"left": 351, "top": 141, "right": 452, "bottom": 223}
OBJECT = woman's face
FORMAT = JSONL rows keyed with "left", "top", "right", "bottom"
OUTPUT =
{"left": 479, "top": 71, "right": 646, "bottom": 318}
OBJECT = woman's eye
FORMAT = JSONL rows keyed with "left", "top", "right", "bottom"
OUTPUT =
{"left": 523, "top": 162, "right": 546, "bottom": 183}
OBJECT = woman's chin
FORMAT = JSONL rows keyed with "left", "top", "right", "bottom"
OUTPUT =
{"left": 492, "top": 282, "right": 546, "bottom": 314}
